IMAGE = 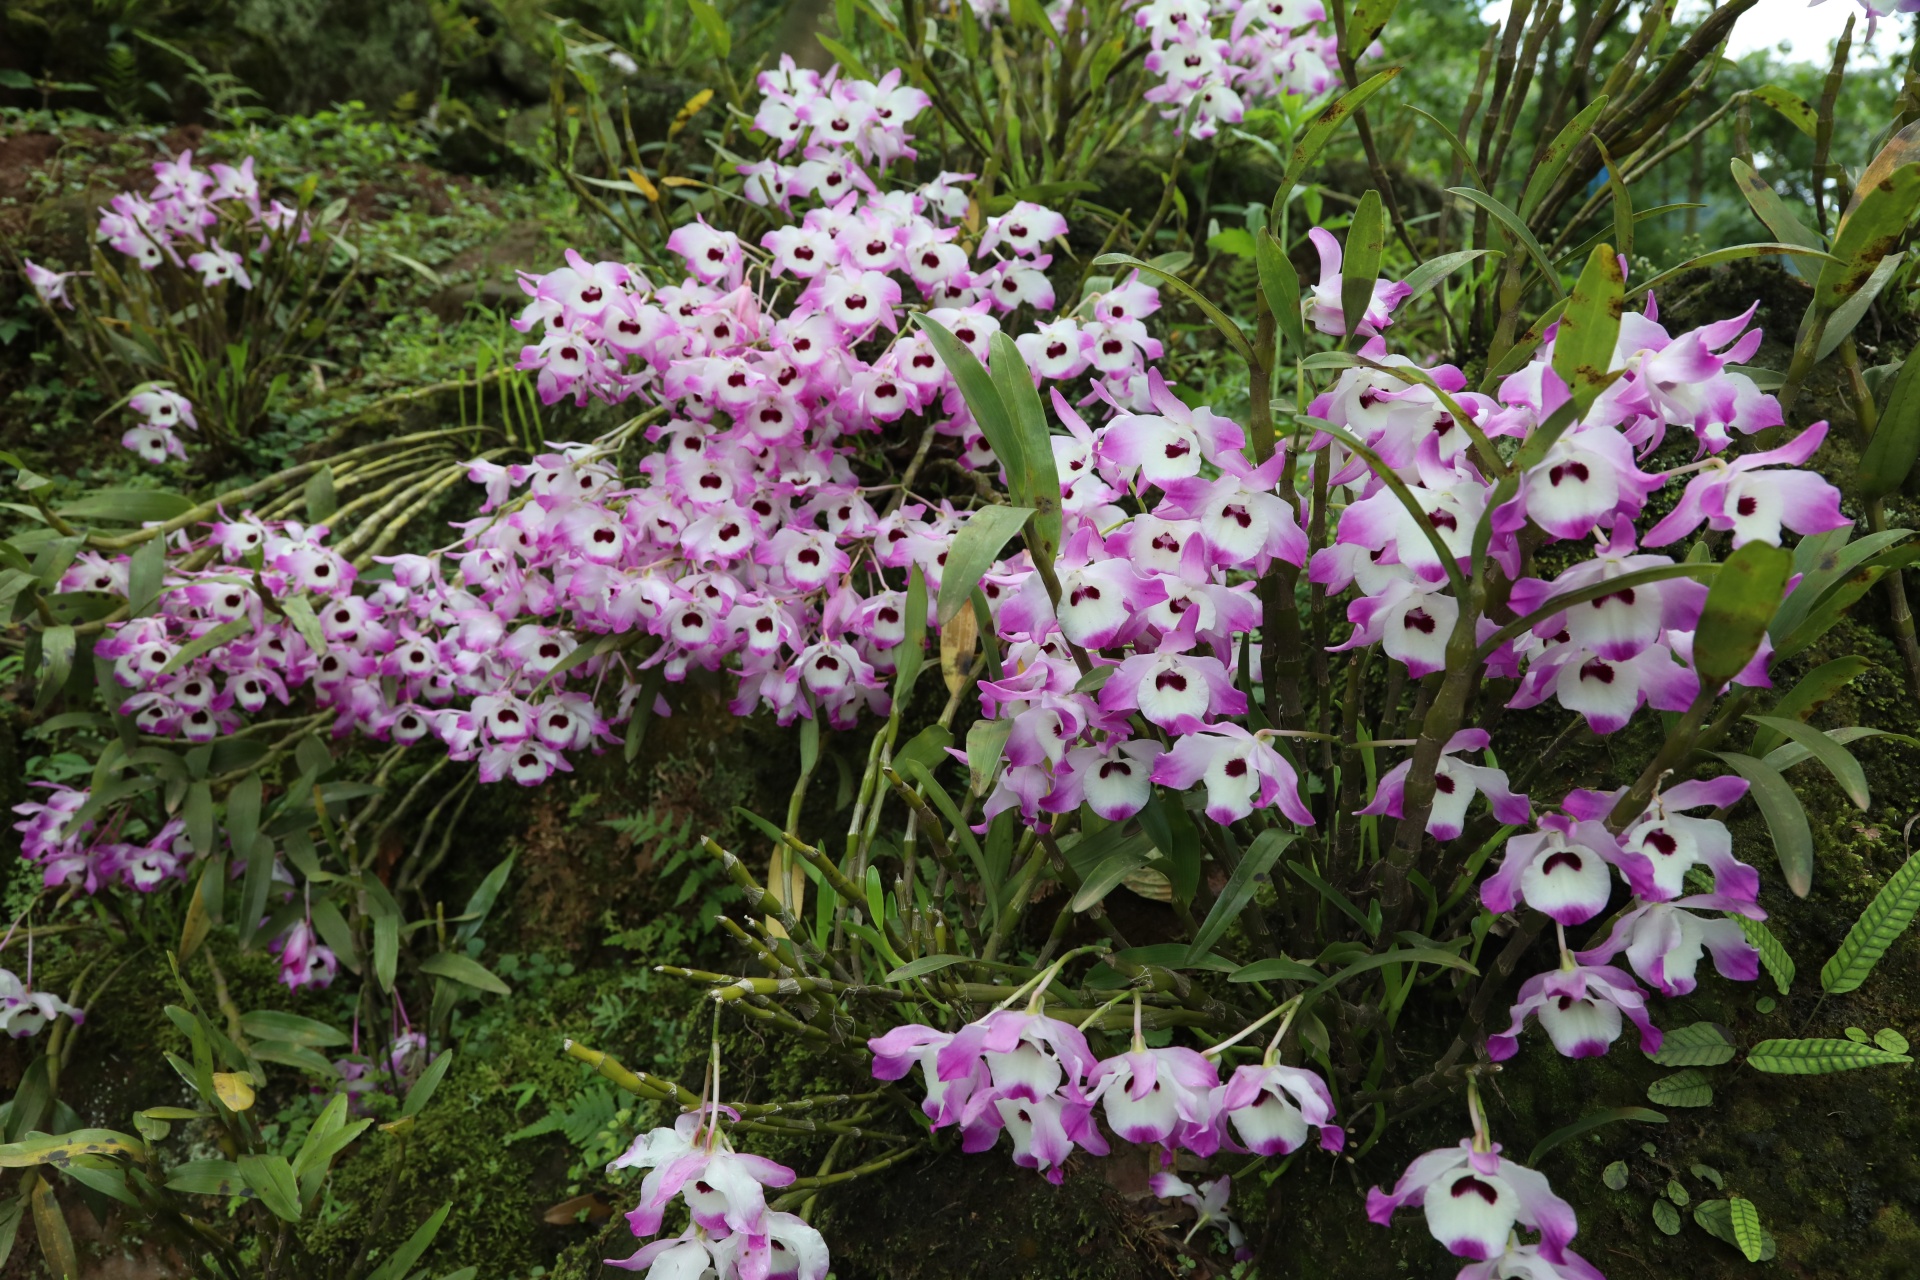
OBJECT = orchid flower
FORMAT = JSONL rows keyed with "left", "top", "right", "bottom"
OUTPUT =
{"left": 0, "top": 969, "right": 82, "bottom": 1039}
{"left": 1096, "top": 370, "right": 1247, "bottom": 487}
{"left": 1369, "top": 1137, "right": 1582, "bottom": 1264}
{"left": 938, "top": 1006, "right": 1110, "bottom": 1183}
{"left": 711, "top": 1211, "right": 832, "bottom": 1280}
{"left": 1480, "top": 816, "right": 1623, "bottom": 926}
{"left": 1455, "top": 1242, "right": 1609, "bottom": 1280}
{"left": 619, "top": 1132, "right": 795, "bottom": 1239}
{"left": 1360, "top": 729, "right": 1531, "bottom": 840}
{"left": 605, "top": 1227, "right": 717, "bottom": 1277}
{"left": 1151, "top": 723, "right": 1315, "bottom": 825}
{"left": 1045, "top": 739, "right": 1165, "bottom": 821}
{"left": 1216, "top": 1061, "right": 1345, "bottom": 1156}
{"left": 1306, "top": 227, "right": 1411, "bottom": 336}
{"left": 1088, "top": 1000, "right": 1220, "bottom": 1150}
{"left": 22, "top": 259, "right": 75, "bottom": 308}
{"left": 186, "top": 241, "right": 252, "bottom": 289}
{"left": 1097, "top": 616, "right": 1245, "bottom": 733}
{"left": 1503, "top": 423, "right": 1659, "bottom": 542}
{"left": 272, "top": 919, "right": 339, "bottom": 990}
{"left": 1487, "top": 961, "right": 1660, "bottom": 1062}
{"left": 1333, "top": 573, "right": 1461, "bottom": 677}
{"left": 868, "top": 1023, "right": 991, "bottom": 1133}
{"left": 1599, "top": 298, "right": 1780, "bottom": 454}
{"left": 1564, "top": 777, "right": 1759, "bottom": 902}
{"left": 1148, "top": 1173, "right": 1251, "bottom": 1259}
{"left": 1576, "top": 894, "right": 1763, "bottom": 997}
{"left": 1506, "top": 635, "right": 1696, "bottom": 735}
{"left": 1506, "top": 521, "right": 1706, "bottom": 661}
{"left": 1643, "top": 421, "right": 1850, "bottom": 548}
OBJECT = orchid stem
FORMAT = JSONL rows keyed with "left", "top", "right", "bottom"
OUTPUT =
{"left": 1204, "top": 998, "right": 1298, "bottom": 1060}
{"left": 1261, "top": 999, "right": 1303, "bottom": 1066}
{"left": 994, "top": 943, "right": 1108, "bottom": 1014}
{"left": 1466, "top": 1073, "right": 1493, "bottom": 1153}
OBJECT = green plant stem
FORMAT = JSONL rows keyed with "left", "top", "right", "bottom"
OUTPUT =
{"left": 981, "top": 829, "right": 1047, "bottom": 963}
{"left": 1607, "top": 688, "right": 1717, "bottom": 831}
{"left": 772, "top": 1142, "right": 931, "bottom": 1201}
{"left": 702, "top": 838, "right": 851, "bottom": 982}
{"left": 340, "top": 1134, "right": 407, "bottom": 1280}
{"left": 883, "top": 768, "right": 978, "bottom": 931}
{"left": 1842, "top": 341, "right": 1920, "bottom": 700}
{"left": 1867, "top": 496, "right": 1920, "bottom": 702}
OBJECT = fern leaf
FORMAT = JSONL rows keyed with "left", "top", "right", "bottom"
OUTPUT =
{"left": 559, "top": 1085, "right": 619, "bottom": 1146}
{"left": 1745, "top": 1037, "right": 1913, "bottom": 1074}
{"left": 1738, "top": 916, "right": 1795, "bottom": 994}
{"left": 1820, "top": 848, "right": 1920, "bottom": 994}
{"left": 504, "top": 1113, "right": 566, "bottom": 1144}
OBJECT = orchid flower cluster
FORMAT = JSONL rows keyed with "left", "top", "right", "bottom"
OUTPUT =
{"left": 1133, "top": 0, "right": 1341, "bottom": 138}
{"left": 0, "top": 909, "right": 83, "bottom": 1040}
{"left": 870, "top": 971, "right": 1336, "bottom": 1259}
{"left": 72, "top": 508, "right": 620, "bottom": 789}
{"left": 73, "top": 60, "right": 1167, "bottom": 787}
{"left": 1479, "top": 777, "right": 1765, "bottom": 1064}
{"left": 329, "top": 1008, "right": 431, "bottom": 1113}
{"left": 9, "top": 43, "right": 1860, "bottom": 1271}
{"left": 874, "top": 243, "right": 1839, "bottom": 1275}
{"left": 12, "top": 779, "right": 332, "bottom": 993}
{"left": 604, "top": 1109, "right": 828, "bottom": 1280}
{"left": 121, "top": 384, "right": 200, "bottom": 466}
{"left": 951, "top": 273, "right": 1844, "bottom": 840}
{"left": 1310, "top": 299, "right": 1835, "bottom": 711}
{"left": 1302, "top": 273, "right": 1839, "bottom": 1275}
{"left": 27, "top": 60, "right": 1169, "bottom": 1052}
{"left": 20, "top": 269, "right": 204, "bottom": 467}
{"left": 22, "top": 149, "right": 301, "bottom": 463}
{"left": 94, "top": 151, "right": 295, "bottom": 278}
{"left": 12, "top": 782, "right": 195, "bottom": 895}
{"left": 954, "top": 0, "right": 1340, "bottom": 139}
{"left": 964, "top": 372, "right": 1315, "bottom": 830}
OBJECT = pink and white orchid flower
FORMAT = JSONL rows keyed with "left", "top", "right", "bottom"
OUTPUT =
{"left": 1360, "top": 729, "right": 1532, "bottom": 840}
{"left": 1487, "top": 961, "right": 1661, "bottom": 1062}
{"left": 1369, "top": 1139, "right": 1581, "bottom": 1264}
{"left": 1305, "top": 226, "right": 1411, "bottom": 336}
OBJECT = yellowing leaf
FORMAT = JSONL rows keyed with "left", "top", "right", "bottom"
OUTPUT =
{"left": 940, "top": 605, "right": 978, "bottom": 696}
{"left": 31, "top": 1174, "right": 79, "bottom": 1279}
{"left": 625, "top": 169, "right": 660, "bottom": 203}
{"left": 213, "top": 1072, "right": 257, "bottom": 1112}
{"left": 178, "top": 877, "right": 211, "bottom": 963}
{"left": 1839, "top": 118, "right": 1920, "bottom": 235}
{"left": 668, "top": 88, "right": 715, "bottom": 139}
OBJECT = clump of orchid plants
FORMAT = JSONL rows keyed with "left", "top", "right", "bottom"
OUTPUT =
{"left": 601, "top": 1026, "right": 829, "bottom": 1280}
{"left": 9, "top": 3, "right": 1911, "bottom": 1268}
{"left": 17, "top": 147, "right": 354, "bottom": 453}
